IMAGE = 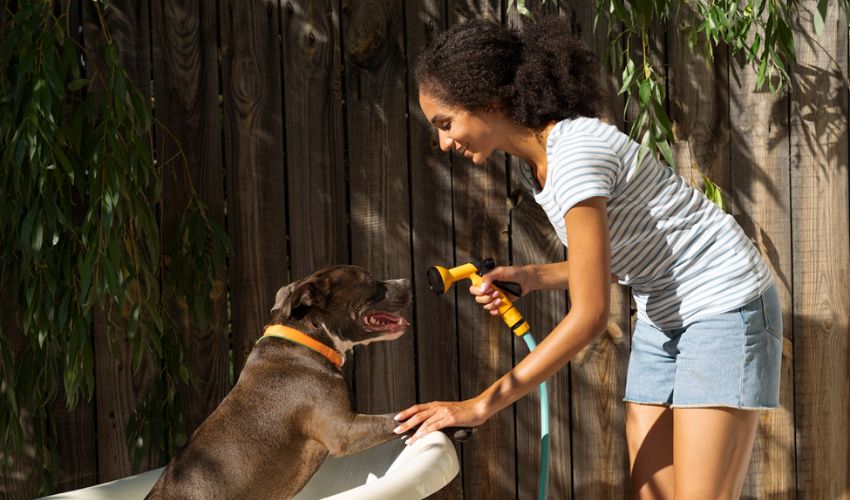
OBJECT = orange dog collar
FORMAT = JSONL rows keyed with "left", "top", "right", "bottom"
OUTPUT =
{"left": 261, "top": 325, "right": 343, "bottom": 368}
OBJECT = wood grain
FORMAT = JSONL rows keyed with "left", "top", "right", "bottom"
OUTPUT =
{"left": 790, "top": 2, "right": 850, "bottom": 497}
{"left": 151, "top": 0, "right": 229, "bottom": 437}
{"left": 46, "top": 2, "right": 99, "bottom": 493}
{"left": 218, "top": 0, "right": 288, "bottom": 373}
{"left": 342, "top": 0, "right": 417, "bottom": 415}
{"left": 82, "top": 0, "right": 157, "bottom": 481}
{"left": 283, "top": 1, "right": 349, "bottom": 278}
{"left": 727, "top": 20, "right": 797, "bottom": 500}
{"left": 404, "top": 1, "right": 463, "bottom": 497}
{"left": 0, "top": 289, "right": 39, "bottom": 498}
{"left": 446, "top": 3, "right": 516, "bottom": 498}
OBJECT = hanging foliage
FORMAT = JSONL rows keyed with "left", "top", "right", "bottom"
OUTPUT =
{"left": 0, "top": 1, "right": 229, "bottom": 493}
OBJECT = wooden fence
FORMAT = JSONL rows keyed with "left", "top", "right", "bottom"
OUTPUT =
{"left": 3, "top": 0, "right": 848, "bottom": 498}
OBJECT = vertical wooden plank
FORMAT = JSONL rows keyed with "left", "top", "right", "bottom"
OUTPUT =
{"left": 92, "top": 307, "right": 155, "bottom": 481}
{"left": 0, "top": 294, "right": 39, "bottom": 498}
{"left": 150, "top": 0, "right": 229, "bottom": 437}
{"left": 0, "top": 412, "right": 39, "bottom": 499}
{"left": 508, "top": 190, "right": 573, "bottom": 500}
{"left": 342, "top": 0, "right": 416, "bottom": 415}
{"left": 49, "top": 0, "right": 99, "bottom": 492}
{"left": 728, "top": 28, "right": 797, "bottom": 500}
{"left": 82, "top": 0, "right": 157, "bottom": 481}
{"left": 503, "top": 5, "right": 573, "bottom": 500}
{"left": 282, "top": 1, "right": 348, "bottom": 277}
{"left": 445, "top": 2, "right": 516, "bottom": 498}
{"left": 564, "top": 4, "right": 632, "bottom": 497}
{"left": 405, "top": 2, "right": 463, "bottom": 498}
{"left": 668, "top": 6, "right": 731, "bottom": 187}
{"left": 50, "top": 389, "right": 97, "bottom": 492}
{"left": 791, "top": 2, "right": 850, "bottom": 496}
{"left": 219, "top": 0, "right": 288, "bottom": 373}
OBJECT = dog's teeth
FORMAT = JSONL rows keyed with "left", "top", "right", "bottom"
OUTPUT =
{"left": 397, "top": 318, "right": 403, "bottom": 325}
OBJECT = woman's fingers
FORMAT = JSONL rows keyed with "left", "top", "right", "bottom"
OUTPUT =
{"left": 393, "top": 404, "right": 434, "bottom": 433}
{"left": 470, "top": 284, "right": 503, "bottom": 314}
{"left": 394, "top": 399, "right": 486, "bottom": 445}
{"left": 395, "top": 403, "right": 427, "bottom": 421}
{"left": 407, "top": 414, "right": 453, "bottom": 445}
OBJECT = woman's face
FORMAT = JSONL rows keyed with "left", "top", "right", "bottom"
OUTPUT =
{"left": 419, "top": 90, "right": 510, "bottom": 165}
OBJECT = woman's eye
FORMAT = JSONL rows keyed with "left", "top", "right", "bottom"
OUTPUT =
{"left": 440, "top": 122, "right": 451, "bottom": 131}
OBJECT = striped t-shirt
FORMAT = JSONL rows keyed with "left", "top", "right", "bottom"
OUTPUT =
{"left": 532, "top": 116, "right": 773, "bottom": 330}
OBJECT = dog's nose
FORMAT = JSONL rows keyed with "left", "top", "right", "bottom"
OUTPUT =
{"left": 384, "top": 279, "right": 412, "bottom": 304}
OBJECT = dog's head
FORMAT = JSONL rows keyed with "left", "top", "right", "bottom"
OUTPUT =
{"left": 270, "top": 265, "right": 411, "bottom": 348}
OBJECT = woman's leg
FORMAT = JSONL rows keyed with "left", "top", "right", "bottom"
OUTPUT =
{"left": 626, "top": 402, "right": 674, "bottom": 499}
{"left": 672, "top": 407, "right": 760, "bottom": 499}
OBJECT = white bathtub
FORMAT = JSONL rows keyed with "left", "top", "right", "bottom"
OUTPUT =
{"left": 39, "top": 431, "right": 459, "bottom": 500}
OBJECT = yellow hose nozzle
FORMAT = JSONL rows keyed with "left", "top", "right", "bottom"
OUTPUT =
{"left": 426, "top": 260, "right": 529, "bottom": 336}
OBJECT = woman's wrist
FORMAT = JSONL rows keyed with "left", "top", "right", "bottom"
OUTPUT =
{"left": 521, "top": 264, "right": 542, "bottom": 294}
{"left": 471, "top": 392, "right": 500, "bottom": 423}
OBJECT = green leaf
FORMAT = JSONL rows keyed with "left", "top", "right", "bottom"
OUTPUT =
{"left": 814, "top": 0, "right": 828, "bottom": 35}
{"left": 756, "top": 56, "right": 768, "bottom": 89}
{"left": 703, "top": 176, "right": 725, "bottom": 211}
{"left": 657, "top": 139, "right": 675, "bottom": 168}
{"left": 638, "top": 79, "right": 651, "bottom": 106}
{"left": 31, "top": 220, "right": 43, "bottom": 252}
{"left": 619, "top": 58, "right": 636, "bottom": 95}
{"left": 636, "top": 129, "right": 652, "bottom": 169}
{"left": 20, "top": 210, "right": 36, "bottom": 251}
{"left": 67, "top": 79, "right": 88, "bottom": 91}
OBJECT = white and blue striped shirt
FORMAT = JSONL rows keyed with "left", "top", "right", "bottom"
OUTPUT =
{"left": 533, "top": 117, "right": 773, "bottom": 330}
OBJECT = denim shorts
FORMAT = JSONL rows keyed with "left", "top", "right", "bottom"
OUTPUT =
{"left": 623, "top": 284, "right": 783, "bottom": 409}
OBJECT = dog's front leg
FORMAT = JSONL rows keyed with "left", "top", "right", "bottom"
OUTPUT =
{"left": 321, "top": 413, "right": 400, "bottom": 457}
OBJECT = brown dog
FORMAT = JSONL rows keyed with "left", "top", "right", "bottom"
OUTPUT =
{"left": 146, "top": 265, "right": 413, "bottom": 499}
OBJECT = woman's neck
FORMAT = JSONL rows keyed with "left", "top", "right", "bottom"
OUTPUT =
{"left": 503, "top": 121, "right": 557, "bottom": 188}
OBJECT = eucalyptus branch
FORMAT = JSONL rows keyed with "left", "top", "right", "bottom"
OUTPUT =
{"left": 0, "top": 1, "right": 229, "bottom": 493}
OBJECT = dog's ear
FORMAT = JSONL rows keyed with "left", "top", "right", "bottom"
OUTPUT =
{"left": 271, "top": 283, "right": 298, "bottom": 316}
{"left": 271, "top": 279, "right": 329, "bottom": 319}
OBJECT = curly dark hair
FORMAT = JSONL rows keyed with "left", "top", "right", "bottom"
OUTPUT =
{"left": 415, "top": 17, "right": 603, "bottom": 129}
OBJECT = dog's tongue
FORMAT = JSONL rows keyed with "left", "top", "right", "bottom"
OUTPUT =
{"left": 363, "top": 311, "right": 409, "bottom": 333}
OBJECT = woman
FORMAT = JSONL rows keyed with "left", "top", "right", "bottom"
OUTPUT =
{"left": 392, "top": 17, "right": 782, "bottom": 499}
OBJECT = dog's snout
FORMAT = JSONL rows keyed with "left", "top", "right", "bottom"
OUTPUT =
{"left": 385, "top": 278, "right": 411, "bottom": 288}
{"left": 383, "top": 279, "right": 412, "bottom": 305}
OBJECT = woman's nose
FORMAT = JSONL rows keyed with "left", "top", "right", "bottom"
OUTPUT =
{"left": 437, "top": 130, "right": 453, "bottom": 152}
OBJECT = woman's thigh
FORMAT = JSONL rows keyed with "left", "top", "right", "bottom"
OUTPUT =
{"left": 626, "top": 402, "right": 674, "bottom": 500}
{"left": 673, "top": 407, "right": 760, "bottom": 500}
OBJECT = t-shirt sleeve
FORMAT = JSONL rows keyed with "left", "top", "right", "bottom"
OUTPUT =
{"left": 548, "top": 133, "right": 620, "bottom": 217}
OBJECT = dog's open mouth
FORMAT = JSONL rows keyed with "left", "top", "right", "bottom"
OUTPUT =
{"left": 362, "top": 311, "right": 410, "bottom": 333}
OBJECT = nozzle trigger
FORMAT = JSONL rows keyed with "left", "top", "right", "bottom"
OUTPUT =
{"left": 493, "top": 280, "right": 522, "bottom": 298}
{"left": 472, "top": 259, "right": 522, "bottom": 297}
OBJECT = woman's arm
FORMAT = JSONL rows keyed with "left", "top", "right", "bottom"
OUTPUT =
{"left": 395, "top": 197, "right": 612, "bottom": 442}
{"left": 525, "top": 261, "right": 571, "bottom": 291}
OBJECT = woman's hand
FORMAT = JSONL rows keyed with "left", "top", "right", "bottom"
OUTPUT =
{"left": 393, "top": 399, "right": 490, "bottom": 445}
{"left": 470, "top": 265, "right": 536, "bottom": 316}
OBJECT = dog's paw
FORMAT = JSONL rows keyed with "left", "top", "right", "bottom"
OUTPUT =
{"left": 444, "top": 427, "right": 475, "bottom": 442}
